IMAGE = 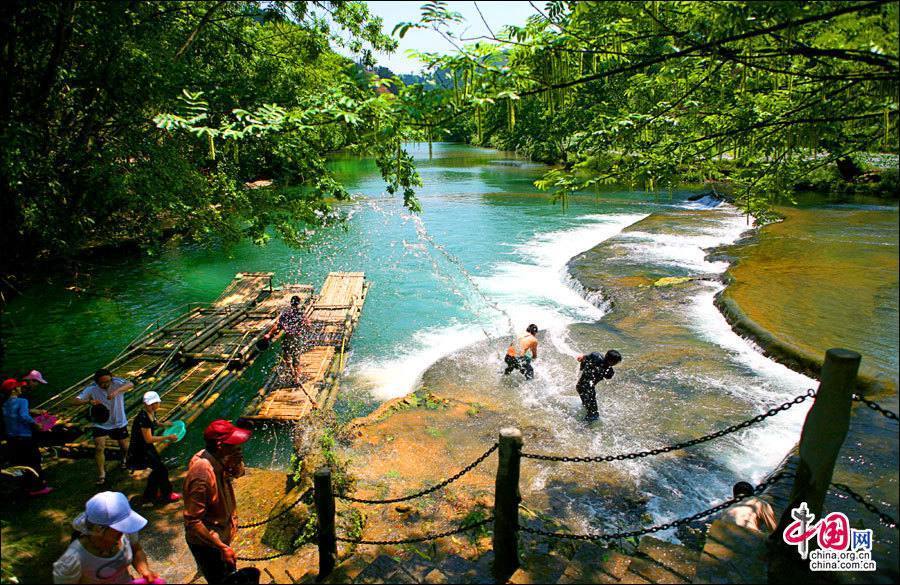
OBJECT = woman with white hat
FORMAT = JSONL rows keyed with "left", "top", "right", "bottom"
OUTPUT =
{"left": 52, "top": 491, "right": 161, "bottom": 584}
{"left": 125, "top": 391, "right": 180, "bottom": 506}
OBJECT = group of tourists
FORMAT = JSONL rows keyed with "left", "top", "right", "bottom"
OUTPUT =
{"left": 1, "top": 371, "right": 54, "bottom": 496}
{"left": 2, "top": 367, "right": 259, "bottom": 584}
{"left": 1, "top": 315, "right": 779, "bottom": 583}
{"left": 48, "top": 418, "right": 255, "bottom": 584}
{"left": 502, "top": 323, "right": 622, "bottom": 423}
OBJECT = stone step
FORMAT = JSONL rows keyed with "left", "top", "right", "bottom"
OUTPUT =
{"left": 507, "top": 552, "right": 567, "bottom": 583}
{"left": 637, "top": 536, "right": 700, "bottom": 582}
{"left": 556, "top": 546, "right": 634, "bottom": 584}
{"left": 322, "top": 535, "right": 704, "bottom": 584}
{"left": 618, "top": 568, "right": 653, "bottom": 584}
{"left": 625, "top": 556, "right": 691, "bottom": 584}
{"left": 320, "top": 553, "right": 375, "bottom": 584}
{"left": 353, "top": 554, "right": 415, "bottom": 584}
{"left": 695, "top": 519, "right": 768, "bottom": 584}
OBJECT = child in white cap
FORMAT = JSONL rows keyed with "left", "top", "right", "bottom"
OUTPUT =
{"left": 52, "top": 491, "right": 161, "bottom": 584}
{"left": 124, "top": 391, "right": 180, "bottom": 506}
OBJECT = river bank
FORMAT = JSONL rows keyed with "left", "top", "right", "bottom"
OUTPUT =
{"left": 710, "top": 202, "right": 899, "bottom": 580}
{"left": 334, "top": 194, "right": 897, "bottom": 580}
{"left": 2, "top": 144, "right": 896, "bottom": 581}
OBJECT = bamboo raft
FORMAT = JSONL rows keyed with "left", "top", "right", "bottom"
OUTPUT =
{"left": 239, "top": 272, "right": 368, "bottom": 425}
{"left": 36, "top": 272, "right": 319, "bottom": 458}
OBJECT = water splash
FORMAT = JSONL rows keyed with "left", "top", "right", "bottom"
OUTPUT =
{"left": 361, "top": 199, "right": 517, "bottom": 342}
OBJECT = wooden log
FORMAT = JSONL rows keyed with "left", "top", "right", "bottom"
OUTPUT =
{"left": 493, "top": 427, "right": 523, "bottom": 582}
{"left": 769, "top": 348, "right": 860, "bottom": 579}
{"left": 315, "top": 467, "right": 337, "bottom": 581}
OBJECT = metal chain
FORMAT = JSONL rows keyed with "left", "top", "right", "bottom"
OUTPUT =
{"left": 522, "top": 390, "right": 816, "bottom": 462}
{"left": 519, "top": 473, "right": 786, "bottom": 542}
{"left": 337, "top": 517, "right": 493, "bottom": 545}
{"left": 852, "top": 394, "right": 898, "bottom": 422}
{"left": 831, "top": 483, "right": 899, "bottom": 529}
{"left": 237, "top": 491, "right": 308, "bottom": 529}
{"left": 336, "top": 443, "right": 499, "bottom": 504}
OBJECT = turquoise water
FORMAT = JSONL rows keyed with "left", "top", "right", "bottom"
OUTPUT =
{"left": 1, "top": 144, "right": 896, "bottom": 565}
{"left": 2, "top": 143, "right": 668, "bottom": 462}
{"left": 1, "top": 144, "right": 662, "bottom": 404}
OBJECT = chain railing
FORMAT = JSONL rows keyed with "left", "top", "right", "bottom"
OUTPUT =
{"left": 237, "top": 490, "right": 309, "bottom": 529}
{"left": 336, "top": 516, "right": 493, "bottom": 545}
{"left": 518, "top": 473, "right": 786, "bottom": 542}
{"left": 301, "top": 348, "right": 878, "bottom": 582}
{"left": 521, "top": 390, "right": 816, "bottom": 462}
{"left": 335, "top": 443, "right": 498, "bottom": 504}
{"left": 831, "top": 483, "right": 899, "bottom": 529}
{"left": 852, "top": 394, "right": 898, "bottom": 422}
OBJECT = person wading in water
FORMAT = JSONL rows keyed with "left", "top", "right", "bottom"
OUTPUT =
{"left": 504, "top": 324, "right": 539, "bottom": 380}
{"left": 575, "top": 350, "right": 622, "bottom": 422}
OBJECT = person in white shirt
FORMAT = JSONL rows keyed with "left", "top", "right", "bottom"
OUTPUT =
{"left": 52, "top": 491, "right": 160, "bottom": 584}
{"left": 74, "top": 369, "right": 134, "bottom": 485}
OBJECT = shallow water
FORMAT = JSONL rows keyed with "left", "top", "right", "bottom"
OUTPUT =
{"left": 726, "top": 205, "right": 899, "bottom": 388}
{"left": 2, "top": 144, "right": 897, "bottom": 566}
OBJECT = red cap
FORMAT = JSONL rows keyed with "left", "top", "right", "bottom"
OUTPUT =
{"left": 2, "top": 379, "right": 26, "bottom": 394}
{"left": 203, "top": 419, "right": 252, "bottom": 445}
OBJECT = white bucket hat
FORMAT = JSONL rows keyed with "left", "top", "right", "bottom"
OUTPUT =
{"left": 73, "top": 491, "right": 147, "bottom": 534}
{"left": 142, "top": 391, "right": 161, "bottom": 406}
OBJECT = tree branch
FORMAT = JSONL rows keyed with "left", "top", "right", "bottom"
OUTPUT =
{"left": 515, "top": 0, "right": 891, "bottom": 98}
{"left": 175, "top": 0, "right": 228, "bottom": 60}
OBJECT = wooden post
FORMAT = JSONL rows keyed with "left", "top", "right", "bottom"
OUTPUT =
{"left": 769, "top": 348, "right": 860, "bottom": 579}
{"left": 314, "top": 467, "right": 337, "bottom": 581}
{"left": 493, "top": 427, "right": 523, "bottom": 582}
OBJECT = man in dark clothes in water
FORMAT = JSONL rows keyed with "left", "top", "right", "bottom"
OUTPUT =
{"left": 575, "top": 350, "right": 622, "bottom": 422}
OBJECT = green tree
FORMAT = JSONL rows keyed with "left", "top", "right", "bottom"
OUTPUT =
{"left": 397, "top": 1, "right": 898, "bottom": 212}
{"left": 0, "top": 1, "right": 409, "bottom": 273}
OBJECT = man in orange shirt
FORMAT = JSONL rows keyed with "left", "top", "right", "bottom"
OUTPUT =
{"left": 183, "top": 419, "right": 252, "bottom": 585}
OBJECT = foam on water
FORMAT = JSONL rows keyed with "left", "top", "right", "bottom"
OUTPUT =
{"left": 351, "top": 213, "right": 648, "bottom": 400}
{"left": 688, "top": 281, "right": 815, "bottom": 480}
{"left": 615, "top": 210, "right": 749, "bottom": 273}
{"left": 680, "top": 194, "right": 726, "bottom": 209}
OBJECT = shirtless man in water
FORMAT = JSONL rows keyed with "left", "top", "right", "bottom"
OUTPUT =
{"left": 504, "top": 324, "right": 539, "bottom": 380}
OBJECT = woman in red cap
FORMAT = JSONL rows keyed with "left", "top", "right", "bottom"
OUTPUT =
{"left": 2, "top": 378, "right": 52, "bottom": 495}
{"left": 183, "top": 419, "right": 251, "bottom": 585}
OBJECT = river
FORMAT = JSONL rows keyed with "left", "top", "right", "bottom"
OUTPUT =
{"left": 2, "top": 143, "right": 897, "bottom": 568}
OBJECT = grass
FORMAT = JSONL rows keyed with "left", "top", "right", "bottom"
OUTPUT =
{"left": 460, "top": 508, "right": 491, "bottom": 542}
{"left": 425, "top": 426, "right": 444, "bottom": 439}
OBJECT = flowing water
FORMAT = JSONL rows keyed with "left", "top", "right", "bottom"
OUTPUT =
{"left": 2, "top": 144, "right": 897, "bottom": 562}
